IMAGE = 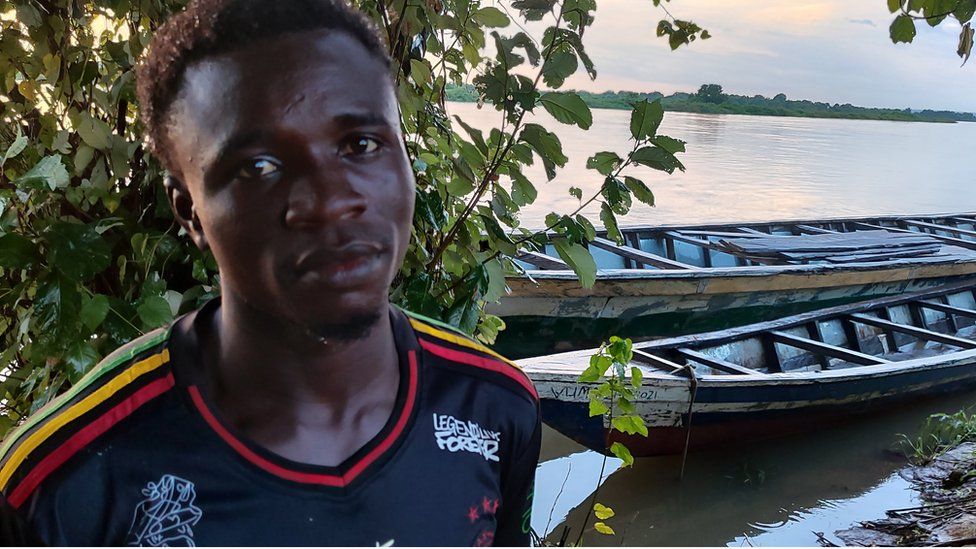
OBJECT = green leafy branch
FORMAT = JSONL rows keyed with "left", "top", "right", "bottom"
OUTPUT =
{"left": 574, "top": 336, "right": 647, "bottom": 542}
{"left": 887, "top": 0, "right": 975, "bottom": 64}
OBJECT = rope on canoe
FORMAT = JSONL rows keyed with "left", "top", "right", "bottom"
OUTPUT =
{"left": 679, "top": 364, "right": 700, "bottom": 481}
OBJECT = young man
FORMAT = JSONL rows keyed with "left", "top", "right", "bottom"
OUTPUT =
{"left": 0, "top": 0, "right": 541, "bottom": 545}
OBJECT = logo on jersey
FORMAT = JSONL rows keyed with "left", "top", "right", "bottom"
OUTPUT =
{"left": 433, "top": 413, "right": 500, "bottom": 462}
{"left": 126, "top": 474, "right": 203, "bottom": 547}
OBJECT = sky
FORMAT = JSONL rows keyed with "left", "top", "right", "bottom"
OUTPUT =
{"left": 532, "top": 0, "right": 976, "bottom": 113}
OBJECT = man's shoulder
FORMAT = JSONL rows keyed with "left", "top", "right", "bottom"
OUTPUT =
{"left": 399, "top": 308, "right": 539, "bottom": 406}
{"left": 0, "top": 327, "right": 177, "bottom": 509}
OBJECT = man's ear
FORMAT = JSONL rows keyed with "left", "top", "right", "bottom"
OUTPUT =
{"left": 164, "top": 175, "right": 208, "bottom": 252}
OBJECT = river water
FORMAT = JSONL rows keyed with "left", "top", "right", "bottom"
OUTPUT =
{"left": 447, "top": 101, "right": 976, "bottom": 228}
{"left": 443, "top": 102, "right": 976, "bottom": 545}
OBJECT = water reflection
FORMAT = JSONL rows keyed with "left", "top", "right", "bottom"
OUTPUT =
{"left": 532, "top": 390, "right": 976, "bottom": 546}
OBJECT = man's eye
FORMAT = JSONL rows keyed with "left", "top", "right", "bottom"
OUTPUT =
{"left": 237, "top": 157, "right": 281, "bottom": 179}
{"left": 342, "top": 136, "right": 382, "bottom": 156}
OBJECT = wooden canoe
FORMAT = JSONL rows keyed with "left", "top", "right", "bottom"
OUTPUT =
{"left": 489, "top": 212, "right": 976, "bottom": 357}
{"left": 517, "top": 281, "right": 976, "bottom": 456}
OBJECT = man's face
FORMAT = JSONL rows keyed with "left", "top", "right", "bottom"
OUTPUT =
{"left": 165, "top": 30, "right": 415, "bottom": 340}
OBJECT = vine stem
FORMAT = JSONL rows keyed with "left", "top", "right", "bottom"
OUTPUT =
{"left": 424, "top": 1, "right": 570, "bottom": 272}
{"left": 576, "top": 351, "right": 615, "bottom": 546}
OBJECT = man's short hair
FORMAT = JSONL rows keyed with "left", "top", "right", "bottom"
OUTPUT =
{"left": 135, "top": 0, "right": 392, "bottom": 173}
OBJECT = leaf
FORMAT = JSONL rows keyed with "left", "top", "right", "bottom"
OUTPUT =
{"left": 610, "top": 442, "right": 634, "bottom": 467}
{"left": 409, "top": 59, "right": 431, "bottom": 84}
{"left": 511, "top": 172, "right": 537, "bottom": 206}
{"left": 601, "top": 203, "right": 623, "bottom": 244}
{"left": 552, "top": 239, "right": 597, "bottom": 288}
{"left": 890, "top": 15, "right": 917, "bottom": 43}
{"left": 16, "top": 155, "right": 70, "bottom": 190}
{"left": 578, "top": 365, "right": 601, "bottom": 383}
{"left": 956, "top": 0, "right": 976, "bottom": 23}
{"left": 650, "top": 135, "right": 686, "bottom": 154}
{"left": 136, "top": 295, "right": 174, "bottom": 328}
{"left": 35, "top": 274, "right": 82, "bottom": 340}
{"left": 959, "top": 23, "right": 974, "bottom": 65}
{"left": 888, "top": 0, "right": 902, "bottom": 12}
{"left": 586, "top": 152, "right": 622, "bottom": 176}
{"left": 594, "top": 503, "right": 616, "bottom": 520}
{"left": 589, "top": 398, "right": 609, "bottom": 416}
{"left": 80, "top": 294, "right": 110, "bottom": 331}
{"left": 47, "top": 223, "right": 112, "bottom": 282}
{"left": 630, "top": 99, "right": 664, "bottom": 141}
{"left": 540, "top": 92, "right": 592, "bottom": 129}
{"left": 453, "top": 116, "right": 489, "bottom": 157}
{"left": 631, "top": 366, "right": 644, "bottom": 387}
{"left": 1, "top": 133, "right": 28, "bottom": 167}
{"left": 541, "top": 50, "right": 578, "bottom": 88}
{"left": 632, "top": 415, "right": 649, "bottom": 437}
{"left": 631, "top": 146, "right": 682, "bottom": 173}
{"left": 65, "top": 341, "right": 99, "bottom": 379}
{"left": 611, "top": 416, "right": 636, "bottom": 434}
{"left": 519, "top": 123, "right": 567, "bottom": 180}
{"left": 594, "top": 522, "right": 615, "bottom": 535}
{"left": 0, "top": 233, "right": 37, "bottom": 269}
{"left": 569, "top": 186, "right": 582, "bottom": 200}
{"left": 484, "top": 258, "right": 507, "bottom": 303}
{"left": 576, "top": 214, "right": 597, "bottom": 241}
{"left": 473, "top": 6, "right": 510, "bottom": 27}
{"left": 76, "top": 112, "right": 112, "bottom": 150}
{"left": 624, "top": 176, "right": 655, "bottom": 206}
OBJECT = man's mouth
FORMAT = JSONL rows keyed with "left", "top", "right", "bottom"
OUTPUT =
{"left": 294, "top": 242, "right": 386, "bottom": 287}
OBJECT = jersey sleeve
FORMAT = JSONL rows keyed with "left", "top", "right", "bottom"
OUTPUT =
{"left": 494, "top": 411, "right": 542, "bottom": 547}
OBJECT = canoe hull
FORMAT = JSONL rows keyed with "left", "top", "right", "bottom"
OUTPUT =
{"left": 493, "top": 274, "right": 975, "bottom": 358}
{"left": 534, "top": 350, "right": 976, "bottom": 456}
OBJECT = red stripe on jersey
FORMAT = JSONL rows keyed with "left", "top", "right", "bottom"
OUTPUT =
{"left": 8, "top": 374, "right": 176, "bottom": 509}
{"left": 188, "top": 350, "right": 419, "bottom": 487}
{"left": 417, "top": 338, "right": 539, "bottom": 401}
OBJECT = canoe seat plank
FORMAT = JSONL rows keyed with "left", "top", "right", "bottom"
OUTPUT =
{"left": 770, "top": 330, "right": 891, "bottom": 365}
{"left": 676, "top": 348, "right": 766, "bottom": 376}
{"left": 849, "top": 313, "right": 976, "bottom": 349}
{"left": 823, "top": 244, "right": 944, "bottom": 264}
{"left": 902, "top": 219, "right": 976, "bottom": 239}
{"left": 794, "top": 224, "right": 838, "bottom": 235}
{"left": 517, "top": 251, "right": 568, "bottom": 270}
{"left": 918, "top": 300, "right": 976, "bottom": 319}
{"left": 632, "top": 349, "right": 687, "bottom": 373}
{"left": 853, "top": 222, "right": 976, "bottom": 251}
{"left": 591, "top": 237, "right": 698, "bottom": 270}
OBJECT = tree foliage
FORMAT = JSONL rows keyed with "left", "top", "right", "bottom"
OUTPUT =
{"left": 886, "top": 0, "right": 975, "bottom": 64}
{"left": 694, "top": 83, "right": 726, "bottom": 104}
{"left": 0, "top": 0, "right": 699, "bottom": 435}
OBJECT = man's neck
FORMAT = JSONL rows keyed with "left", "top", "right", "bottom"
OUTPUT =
{"left": 195, "top": 291, "right": 403, "bottom": 466}
{"left": 206, "top": 291, "right": 399, "bottom": 408}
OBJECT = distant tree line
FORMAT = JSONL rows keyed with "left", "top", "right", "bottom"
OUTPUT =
{"left": 446, "top": 83, "right": 976, "bottom": 123}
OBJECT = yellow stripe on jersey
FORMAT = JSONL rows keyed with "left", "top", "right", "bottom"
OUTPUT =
{"left": 0, "top": 349, "right": 170, "bottom": 490}
{"left": 406, "top": 317, "right": 521, "bottom": 369}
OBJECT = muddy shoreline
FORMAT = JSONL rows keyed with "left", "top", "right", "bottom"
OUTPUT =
{"left": 834, "top": 442, "right": 976, "bottom": 546}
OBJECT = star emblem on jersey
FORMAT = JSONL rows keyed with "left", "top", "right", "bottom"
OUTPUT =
{"left": 432, "top": 413, "right": 501, "bottom": 462}
{"left": 126, "top": 474, "right": 203, "bottom": 547}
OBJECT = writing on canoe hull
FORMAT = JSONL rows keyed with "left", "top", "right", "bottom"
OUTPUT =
{"left": 549, "top": 385, "right": 658, "bottom": 401}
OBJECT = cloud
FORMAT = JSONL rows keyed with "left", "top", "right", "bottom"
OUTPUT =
{"left": 536, "top": 0, "right": 976, "bottom": 112}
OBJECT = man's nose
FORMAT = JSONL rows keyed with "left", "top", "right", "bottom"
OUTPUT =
{"left": 283, "top": 165, "right": 367, "bottom": 229}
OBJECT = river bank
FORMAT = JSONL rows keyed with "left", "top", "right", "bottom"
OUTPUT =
{"left": 835, "top": 441, "right": 976, "bottom": 546}
{"left": 446, "top": 85, "right": 976, "bottom": 124}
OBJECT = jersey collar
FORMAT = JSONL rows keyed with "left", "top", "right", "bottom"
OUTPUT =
{"left": 167, "top": 298, "right": 422, "bottom": 490}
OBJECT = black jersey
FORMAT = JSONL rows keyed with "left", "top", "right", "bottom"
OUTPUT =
{"left": 0, "top": 299, "right": 540, "bottom": 546}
